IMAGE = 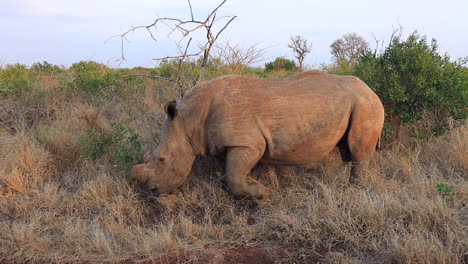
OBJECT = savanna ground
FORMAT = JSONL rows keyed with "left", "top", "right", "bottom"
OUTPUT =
{"left": 0, "top": 62, "right": 467, "bottom": 263}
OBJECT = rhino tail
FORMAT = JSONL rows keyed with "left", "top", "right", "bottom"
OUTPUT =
{"left": 376, "top": 136, "right": 381, "bottom": 151}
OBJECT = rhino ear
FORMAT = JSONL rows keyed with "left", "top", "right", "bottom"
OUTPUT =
{"left": 164, "top": 101, "right": 177, "bottom": 120}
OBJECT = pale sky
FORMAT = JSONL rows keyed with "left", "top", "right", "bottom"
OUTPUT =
{"left": 1, "top": 0, "right": 467, "bottom": 68}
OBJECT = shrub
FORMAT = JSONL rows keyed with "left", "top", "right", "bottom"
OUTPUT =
{"left": 0, "top": 63, "right": 35, "bottom": 96}
{"left": 157, "top": 59, "right": 205, "bottom": 90}
{"left": 158, "top": 60, "right": 175, "bottom": 79}
{"left": 354, "top": 32, "right": 468, "bottom": 139}
{"left": 79, "top": 122, "right": 142, "bottom": 174}
{"left": 31, "top": 61, "right": 63, "bottom": 74}
{"left": 70, "top": 61, "right": 121, "bottom": 96}
{"left": 265, "top": 57, "right": 298, "bottom": 72}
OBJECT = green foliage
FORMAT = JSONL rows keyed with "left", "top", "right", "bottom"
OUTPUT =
{"left": 79, "top": 122, "right": 142, "bottom": 174}
{"left": 114, "top": 68, "right": 148, "bottom": 96}
{"left": 215, "top": 171, "right": 223, "bottom": 180}
{"left": 70, "top": 61, "right": 107, "bottom": 95}
{"left": 31, "top": 61, "right": 63, "bottom": 74}
{"left": 0, "top": 63, "right": 35, "bottom": 96}
{"left": 157, "top": 59, "right": 204, "bottom": 89}
{"left": 436, "top": 183, "right": 452, "bottom": 198}
{"left": 410, "top": 127, "right": 428, "bottom": 140}
{"left": 431, "top": 125, "right": 447, "bottom": 137}
{"left": 324, "top": 58, "right": 355, "bottom": 76}
{"left": 381, "top": 122, "right": 393, "bottom": 140}
{"left": 354, "top": 32, "right": 468, "bottom": 138}
{"left": 157, "top": 59, "right": 202, "bottom": 80}
{"left": 158, "top": 60, "right": 176, "bottom": 79}
{"left": 265, "top": 57, "right": 298, "bottom": 72}
{"left": 70, "top": 61, "right": 122, "bottom": 96}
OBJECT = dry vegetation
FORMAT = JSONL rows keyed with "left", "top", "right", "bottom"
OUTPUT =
{"left": 0, "top": 66, "right": 467, "bottom": 263}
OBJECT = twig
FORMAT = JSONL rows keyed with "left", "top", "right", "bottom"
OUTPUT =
{"left": 120, "top": 74, "right": 176, "bottom": 82}
{"left": 110, "top": 0, "right": 235, "bottom": 70}
{"left": 187, "top": 0, "right": 194, "bottom": 21}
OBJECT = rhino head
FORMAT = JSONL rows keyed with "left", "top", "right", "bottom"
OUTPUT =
{"left": 132, "top": 101, "right": 196, "bottom": 196}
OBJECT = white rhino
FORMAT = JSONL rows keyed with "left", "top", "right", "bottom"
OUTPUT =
{"left": 133, "top": 71, "right": 384, "bottom": 199}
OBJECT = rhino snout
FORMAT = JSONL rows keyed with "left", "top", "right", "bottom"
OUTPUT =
{"left": 145, "top": 181, "right": 161, "bottom": 197}
{"left": 133, "top": 164, "right": 161, "bottom": 197}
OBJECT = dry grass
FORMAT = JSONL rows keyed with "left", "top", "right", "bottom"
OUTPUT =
{"left": 0, "top": 74, "right": 467, "bottom": 263}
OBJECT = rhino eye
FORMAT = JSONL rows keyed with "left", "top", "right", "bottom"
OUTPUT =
{"left": 159, "top": 157, "right": 165, "bottom": 162}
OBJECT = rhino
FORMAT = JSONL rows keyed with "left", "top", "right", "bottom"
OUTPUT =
{"left": 132, "top": 71, "right": 384, "bottom": 199}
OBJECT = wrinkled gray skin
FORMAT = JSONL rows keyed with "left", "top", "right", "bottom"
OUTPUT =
{"left": 133, "top": 71, "right": 384, "bottom": 199}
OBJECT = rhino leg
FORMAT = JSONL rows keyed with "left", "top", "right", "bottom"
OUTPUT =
{"left": 347, "top": 125, "right": 382, "bottom": 184}
{"left": 350, "top": 160, "right": 371, "bottom": 184}
{"left": 344, "top": 95, "right": 383, "bottom": 183}
{"left": 225, "top": 147, "right": 266, "bottom": 199}
{"left": 348, "top": 134, "right": 381, "bottom": 183}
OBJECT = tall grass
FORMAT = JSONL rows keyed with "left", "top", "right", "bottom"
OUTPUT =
{"left": 0, "top": 63, "right": 466, "bottom": 263}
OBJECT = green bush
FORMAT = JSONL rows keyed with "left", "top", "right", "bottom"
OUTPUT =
{"left": 157, "top": 59, "right": 201, "bottom": 80}
{"left": 79, "top": 122, "right": 142, "bottom": 174}
{"left": 31, "top": 61, "right": 63, "bottom": 74}
{"left": 0, "top": 63, "right": 35, "bottom": 96}
{"left": 157, "top": 59, "right": 207, "bottom": 89}
{"left": 158, "top": 61, "right": 175, "bottom": 79}
{"left": 70, "top": 61, "right": 121, "bottom": 96}
{"left": 265, "top": 57, "right": 298, "bottom": 72}
{"left": 354, "top": 32, "right": 468, "bottom": 139}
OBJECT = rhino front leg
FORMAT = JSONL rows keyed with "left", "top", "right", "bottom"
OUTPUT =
{"left": 225, "top": 147, "right": 266, "bottom": 199}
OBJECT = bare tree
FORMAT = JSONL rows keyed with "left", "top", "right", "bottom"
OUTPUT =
{"left": 288, "top": 35, "right": 312, "bottom": 72}
{"left": 330, "top": 33, "right": 369, "bottom": 68}
{"left": 112, "top": 0, "right": 236, "bottom": 91}
{"left": 211, "top": 41, "right": 268, "bottom": 74}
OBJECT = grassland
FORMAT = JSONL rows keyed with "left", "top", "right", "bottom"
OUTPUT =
{"left": 0, "top": 63, "right": 467, "bottom": 263}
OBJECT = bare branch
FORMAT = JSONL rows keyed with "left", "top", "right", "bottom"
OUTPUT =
{"left": 175, "top": 38, "right": 196, "bottom": 90}
{"left": 112, "top": 0, "right": 236, "bottom": 78}
{"left": 389, "top": 20, "right": 404, "bottom": 45}
{"left": 330, "top": 33, "right": 369, "bottom": 68}
{"left": 368, "top": 22, "right": 404, "bottom": 59}
{"left": 288, "top": 35, "right": 312, "bottom": 72}
{"left": 371, "top": 32, "right": 382, "bottom": 56}
{"left": 120, "top": 74, "right": 176, "bottom": 82}
{"left": 153, "top": 50, "right": 204, "bottom": 61}
{"left": 211, "top": 41, "right": 269, "bottom": 74}
{"left": 187, "top": 0, "right": 194, "bottom": 21}
{"left": 215, "top": 16, "right": 237, "bottom": 41}
{"left": 207, "top": 0, "right": 229, "bottom": 21}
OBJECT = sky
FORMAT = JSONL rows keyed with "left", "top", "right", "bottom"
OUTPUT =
{"left": 1, "top": 0, "right": 467, "bottom": 69}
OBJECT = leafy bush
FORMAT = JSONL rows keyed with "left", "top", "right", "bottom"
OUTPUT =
{"left": 0, "top": 63, "right": 35, "bottom": 96}
{"left": 158, "top": 60, "right": 176, "bottom": 79}
{"left": 265, "top": 57, "right": 298, "bottom": 72}
{"left": 354, "top": 32, "right": 468, "bottom": 139}
{"left": 70, "top": 61, "right": 121, "bottom": 96}
{"left": 157, "top": 59, "right": 202, "bottom": 80}
{"left": 157, "top": 59, "right": 205, "bottom": 90}
{"left": 31, "top": 61, "right": 63, "bottom": 74}
{"left": 79, "top": 122, "right": 142, "bottom": 173}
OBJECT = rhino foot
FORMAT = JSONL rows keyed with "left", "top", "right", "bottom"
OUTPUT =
{"left": 231, "top": 179, "right": 267, "bottom": 200}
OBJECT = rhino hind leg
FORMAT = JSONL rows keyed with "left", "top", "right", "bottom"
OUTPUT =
{"left": 225, "top": 147, "right": 266, "bottom": 199}
{"left": 347, "top": 125, "right": 382, "bottom": 184}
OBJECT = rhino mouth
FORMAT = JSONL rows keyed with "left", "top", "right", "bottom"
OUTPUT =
{"left": 138, "top": 180, "right": 161, "bottom": 197}
{"left": 133, "top": 164, "right": 161, "bottom": 197}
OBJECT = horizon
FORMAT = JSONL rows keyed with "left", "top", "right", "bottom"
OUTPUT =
{"left": 1, "top": 0, "right": 467, "bottom": 68}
